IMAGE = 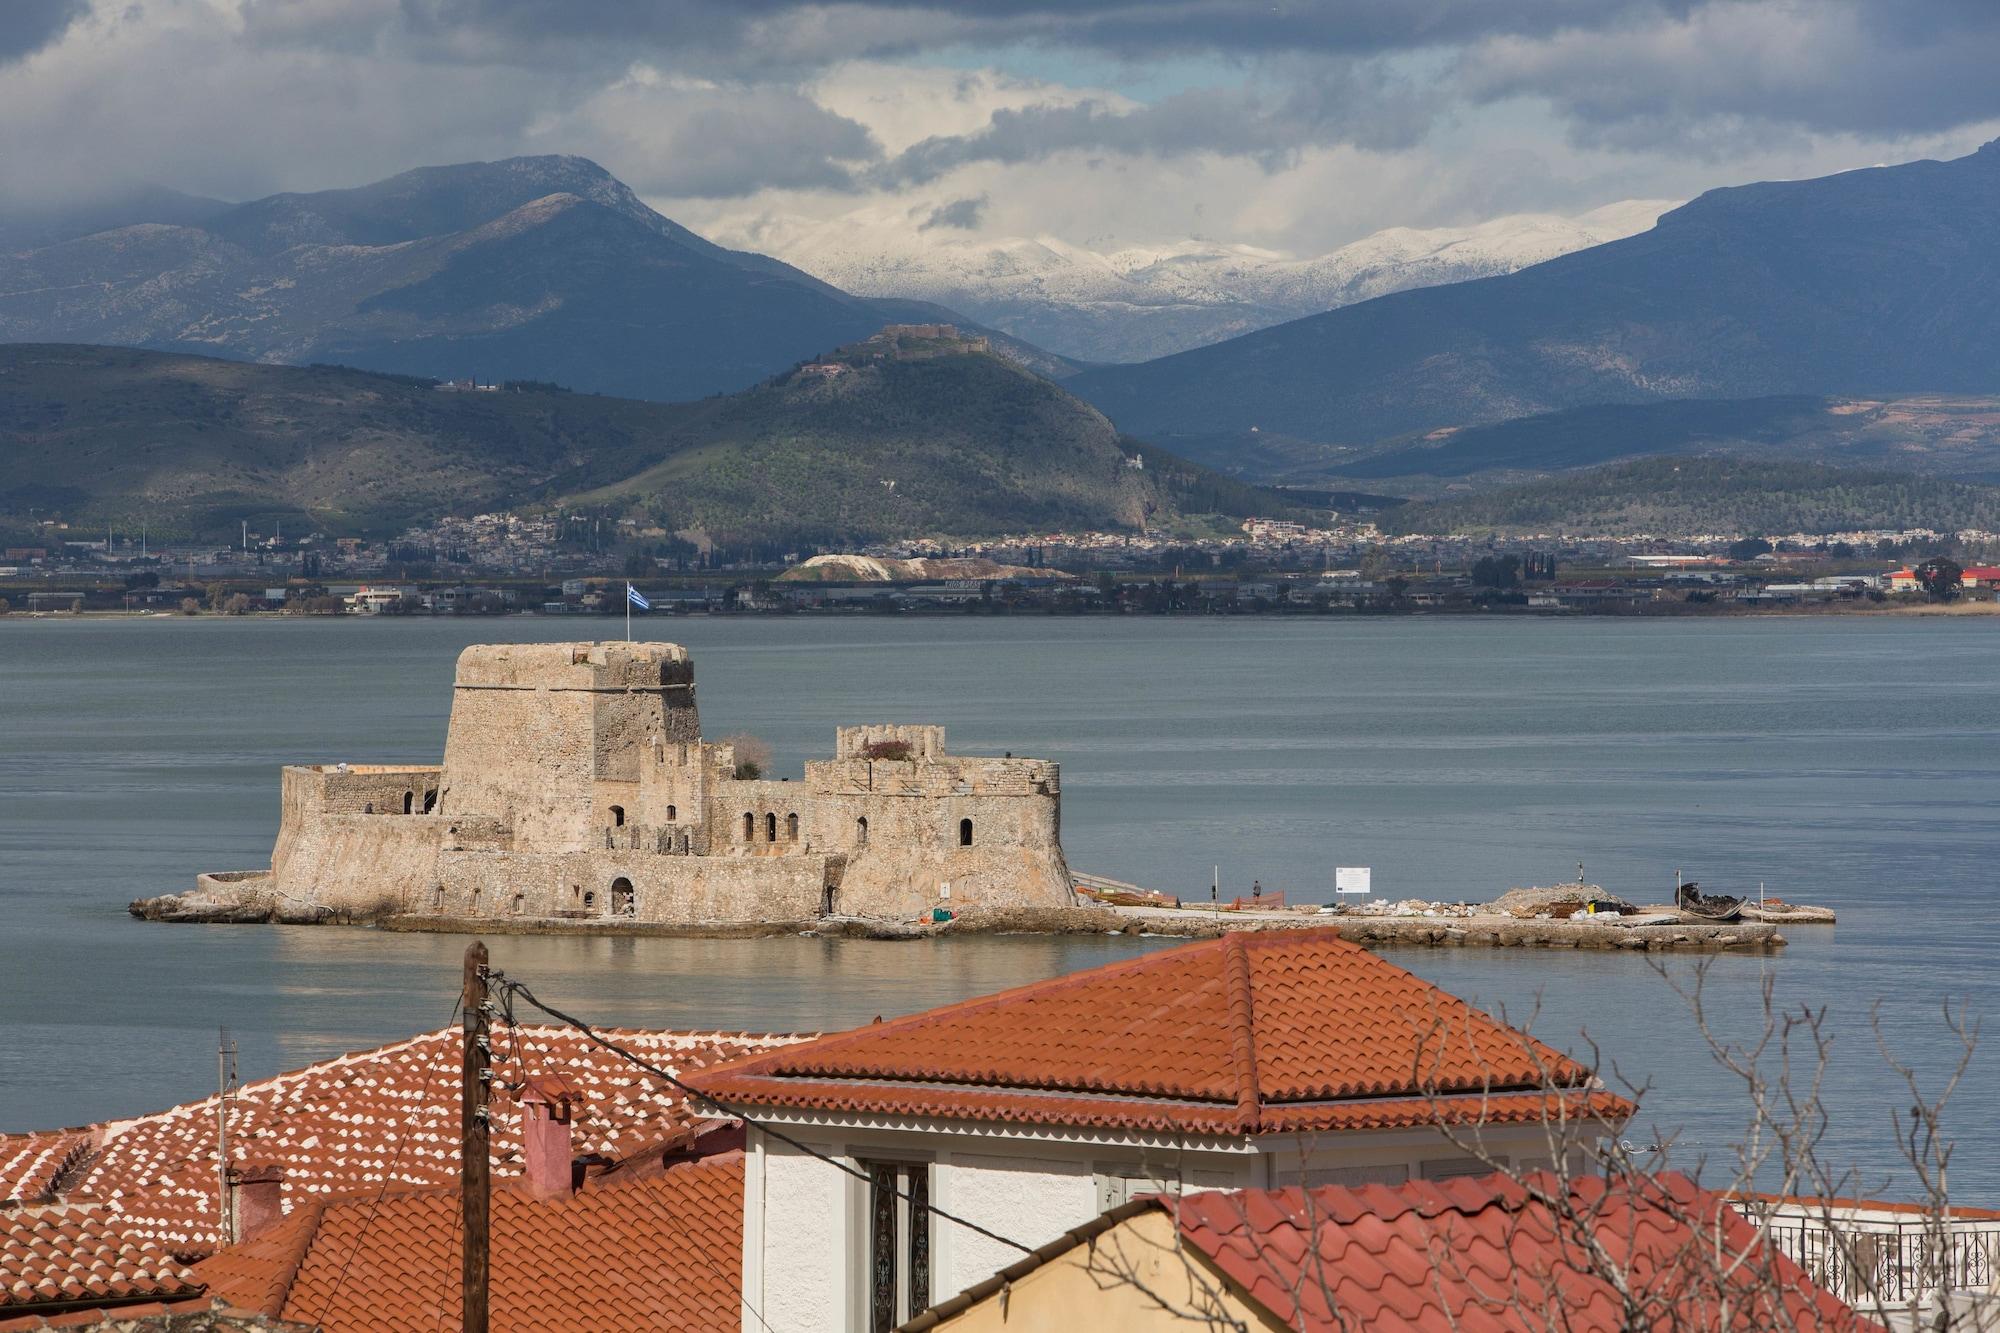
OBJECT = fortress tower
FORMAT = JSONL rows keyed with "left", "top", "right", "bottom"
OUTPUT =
{"left": 438, "top": 643, "right": 700, "bottom": 851}
{"left": 216, "top": 642, "right": 1074, "bottom": 926}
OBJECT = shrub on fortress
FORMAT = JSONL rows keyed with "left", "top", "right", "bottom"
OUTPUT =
{"left": 861, "top": 740, "right": 915, "bottom": 761}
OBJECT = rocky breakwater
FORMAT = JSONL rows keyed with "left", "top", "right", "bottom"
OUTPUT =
{"left": 130, "top": 871, "right": 330, "bottom": 924}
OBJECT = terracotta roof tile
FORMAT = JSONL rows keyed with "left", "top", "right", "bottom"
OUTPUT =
{"left": 1169, "top": 1172, "right": 1876, "bottom": 1332}
{"left": 0, "top": 1202, "right": 202, "bottom": 1318}
{"left": 14, "top": 1026, "right": 799, "bottom": 1259}
{"left": 691, "top": 932, "right": 1625, "bottom": 1136}
{"left": 197, "top": 1153, "right": 743, "bottom": 1333}
{"left": 0, "top": 1136, "right": 92, "bottom": 1206}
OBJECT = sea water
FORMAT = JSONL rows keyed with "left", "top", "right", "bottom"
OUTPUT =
{"left": 1, "top": 613, "right": 1994, "bottom": 1196}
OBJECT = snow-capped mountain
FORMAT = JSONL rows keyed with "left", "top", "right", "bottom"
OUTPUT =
{"left": 757, "top": 201, "right": 1673, "bottom": 363}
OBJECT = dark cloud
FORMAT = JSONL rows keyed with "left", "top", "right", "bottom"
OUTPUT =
{"left": 1460, "top": 1, "right": 2000, "bottom": 146}
{"left": 391, "top": 0, "right": 1683, "bottom": 63}
{"left": 0, "top": 0, "right": 84, "bottom": 61}
{"left": 919, "top": 195, "right": 987, "bottom": 229}
{"left": 874, "top": 69, "right": 1428, "bottom": 187}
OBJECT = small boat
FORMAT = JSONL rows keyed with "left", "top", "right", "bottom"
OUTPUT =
{"left": 1676, "top": 882, "right": 1744, "bottom": 922}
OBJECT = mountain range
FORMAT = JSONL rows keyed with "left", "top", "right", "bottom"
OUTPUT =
{"left": 1070, "top": 140, "right": 2000, "bottom": 463}
{"left": 0, "top": 338, "right": 1279, "bottom": 544}
{"left": 0, "top": 157, "right": 1067, "bottom": 404}
{"left": 763, "top": 201, "right": 1668, "bottom": 363}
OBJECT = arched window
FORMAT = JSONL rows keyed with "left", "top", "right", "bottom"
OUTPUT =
{"left": 958, "top": 817, "right": 974, "bottom": 847}
{"left": 403, "top": 791, "right": 414, "bottom": 814}
{"left": 423, "top": 790, "right": 437, "bottom": 813}
{"left": 666, "top": 804, "right": 677, "bottom": 822}
{"left": 583, "top": 890, "right": 597, "bottom": 913}
{"left": 765, "top": 812, "right": 778, "bottom": 842}
{"left": 743, "top": 812, "right": 755, "bottom": 841}
{"left": 363, "top": 802, "right": 374, "bottom": 814}
{"left": 611, "top": 877, "right": 635, "bottom": 916}
{"left": 513, "top": 893, "right": 525, "bottom": 915}
{"left": 855, "top": 816, "right": 869, "bottom": 846}
{"left": 786, "top": 812, "right": 799, "bottom": 841}
{"left": 609, "top": 805, "right": 626, "bottom": 828}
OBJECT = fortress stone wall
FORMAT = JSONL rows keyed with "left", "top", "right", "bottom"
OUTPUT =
{"left": 209, "top": 642, "right": 1073, "bottom": 925}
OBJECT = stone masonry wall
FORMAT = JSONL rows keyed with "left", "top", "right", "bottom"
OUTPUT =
{"left": 223, "top": 644, "right": 1074, "bottom": 926}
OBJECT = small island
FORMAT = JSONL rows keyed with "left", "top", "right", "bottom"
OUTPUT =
{"left": 135, "top": 641, "right": 1075, "bottom": 928}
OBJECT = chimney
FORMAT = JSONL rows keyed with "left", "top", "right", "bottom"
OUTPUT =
{"left": 518, "top": 1075, "right": 580, "bottom": 1197}
{"left": 228, "top": 1165, "right": 285, "bottom": 1243}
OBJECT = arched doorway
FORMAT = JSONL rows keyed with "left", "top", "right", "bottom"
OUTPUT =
{"left": 611, "top": 877, "right": 635, "bottom": 916}
{"left": 403, "top": 791, "right": 414, "bottom": 814}
{"left": 610, "top": 805, "right": 626, "bottom": 828}
{"left": 765, "top": 812, "right": 778, "bottom": 842}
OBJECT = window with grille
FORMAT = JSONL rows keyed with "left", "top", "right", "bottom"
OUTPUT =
{"left": 861, "top": 1159, "right": 931, "bottom": 1331}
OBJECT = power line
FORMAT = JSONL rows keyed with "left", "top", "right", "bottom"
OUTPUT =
{"left": 487, "top": 971, "right": 1036, "bottom": 1259}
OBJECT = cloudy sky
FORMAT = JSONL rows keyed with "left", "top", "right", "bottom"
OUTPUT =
{"left": 6, "top": 0, "right": 2000, "bottom": 257}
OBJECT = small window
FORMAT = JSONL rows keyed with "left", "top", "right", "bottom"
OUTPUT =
{"left": 861, "top": 1160, "right": 931, "bottom": 1331}
{"left": 423, "top": 790, "right": 437, "bottom": 813}
{"left": 786, "top": 812, "right": 799, "bottom": 841}
{"left": 766, "top": 812, "right": 778, "bottom": 842}
{"left": 609, "top": 805, "right": 626, "bottom": 828}
{"left": 666, "top": 804, "right": 677, "bottom": 822}
{"left": 856, "top": 816, "right": 869, "bottom": 847}
{"left": 958, "top": 818, "right": 973, "bottom": 847}
{"left": 512, "top": 893, "right": 525, "bottom": 915}
{"left": 583, "top": 890, "right": 597, "bottom": 913}
{"left": 743, "top": 812, "right": 755, "bottom": 841}
{"left": 403, "top": 791, "right": 414, "bottom": 814}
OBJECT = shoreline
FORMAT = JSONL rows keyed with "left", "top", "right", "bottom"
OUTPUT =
{"left": 130, "top": 897, "right": 1795, "bottom": 952}
{"left": 6, "top": 599, "right": 1997, "bottom": 624}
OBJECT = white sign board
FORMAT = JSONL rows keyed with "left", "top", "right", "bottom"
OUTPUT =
{"left": 1335, "top": 866, "right": 1372, "bottom": 895}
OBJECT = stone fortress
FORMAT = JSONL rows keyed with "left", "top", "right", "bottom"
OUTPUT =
{"left": 198, "top": 642, "right": 1075, "bottom": 925}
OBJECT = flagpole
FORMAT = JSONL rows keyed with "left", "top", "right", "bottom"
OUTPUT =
{"left": 625, "top": 582, "right": 631, "bottom": 642}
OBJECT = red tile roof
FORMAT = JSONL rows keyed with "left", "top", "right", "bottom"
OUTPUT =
{"left": 0, "top": 1202, "right": 202, "bottom": 1323}
{"left": 197, "top": 1152, "right": 743, "bottom": 1333}
{"left": 0, "top": 1135, "right": 92, "bottom": 1206}
{"left": 1170, "top": 1172, "right": 1873, "bottom": 1332}
{"left": 691, "top": 931, "right": 1625, "bottom": 1136}
{"left": 12, "top": 1026, "right": 800, "bottom": 1258}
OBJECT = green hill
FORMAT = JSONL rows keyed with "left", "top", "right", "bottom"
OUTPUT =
{"left": 0, "top": 340, "right": 1282, "bottom": 544}
{"left": 1377, "top": 457, "right": 2000, "bottom": 538}
{"left": 556, "top": 328, "right": 1282, "bottom": 544}
{"left": 1333, "top": 395, "right": 2000, "bottom": 485}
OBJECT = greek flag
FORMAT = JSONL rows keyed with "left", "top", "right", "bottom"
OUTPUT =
{"left": 626, "top": 583, "right": 651, "bottom": 610}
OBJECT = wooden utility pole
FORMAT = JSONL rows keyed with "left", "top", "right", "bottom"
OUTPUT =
{"left": 216, "top": 1028, "right": 237, "bottom": 1242}
{"left": 461, "top": 942, "right": 491, "bottom": 1333}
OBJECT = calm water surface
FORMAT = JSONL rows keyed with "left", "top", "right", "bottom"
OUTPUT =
{"left": 1, "top": 615, "right": 1994, "bottom": 1197}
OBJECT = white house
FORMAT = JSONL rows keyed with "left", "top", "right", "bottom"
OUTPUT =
{"left": 688, "top": 930, "right": 1628, "bottom": 1333}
